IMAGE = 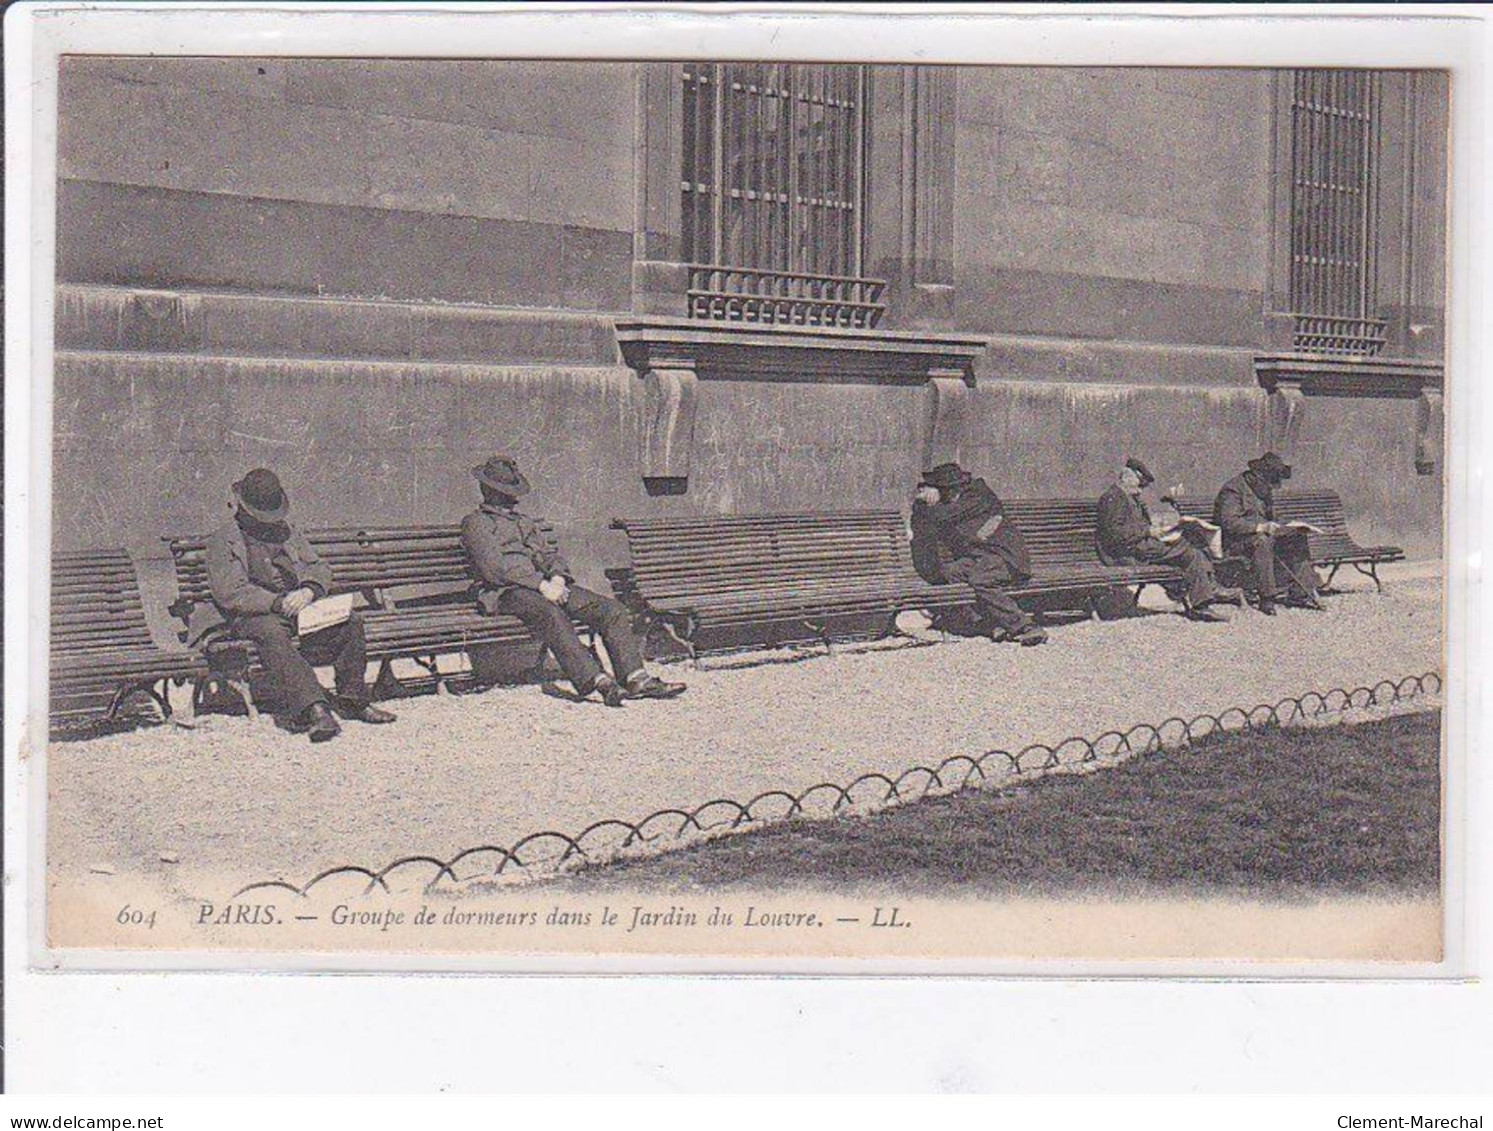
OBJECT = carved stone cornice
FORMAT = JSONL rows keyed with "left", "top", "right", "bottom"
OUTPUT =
{"left": 615, "top": 318, "right": 988, "bottom": 491}
{"left": 614, "top": 317, "right": 986, "bottom": 387}
{"left": 1253, "top": 353, "right": 1444, "bottom": 399}
{"left": 1254, "top": 352, "right": 1446, "bottom": 477}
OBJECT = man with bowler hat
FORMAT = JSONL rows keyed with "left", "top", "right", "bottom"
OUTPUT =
{"left": 198, "top": 468, "right": 395, "bottom": 742}
{"left": 1214, "top": 452, "right": 1325, "bottom": 615}
{"left": 1097, "top": 456, "right": 1242, "bottom": 621}
{"left": 461, "top": 455, "right": 685, "bottom": 707}
{"left": 910, "top": 462, "right": 1048, "bottom": 646}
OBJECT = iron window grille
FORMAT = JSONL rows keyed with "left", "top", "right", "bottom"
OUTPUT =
{"left": 681, "top": 62, "right": 885, "bottom": 328}
{"left": 1287, "top": 69, "right": 1387, "bottom": 356}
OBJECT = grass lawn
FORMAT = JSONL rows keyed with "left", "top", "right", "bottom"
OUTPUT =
{"left": 554, "top": 710, "right": 1442, "bottom": 900}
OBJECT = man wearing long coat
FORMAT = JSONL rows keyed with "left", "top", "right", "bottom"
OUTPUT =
{"left": 198, "top": 468, "right": 396, "bottom": 742}
{"left": 1096, "top": 457, "right": 1240, "bottom": 620}
{"left": 461, "top": 454, "right": 685, "bottom": 706}
{"left": 910, "top": 462, "right": 1047, "bottom": 646}
{"left": 1213, "top": 452, "right": 1325, "bottom": 614}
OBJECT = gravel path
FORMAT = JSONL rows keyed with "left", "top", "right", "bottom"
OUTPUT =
{"left": 47, "top": 568, "right": 1442, "bottom": 898}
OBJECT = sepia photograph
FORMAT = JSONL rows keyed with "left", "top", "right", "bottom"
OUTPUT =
{"left": 17, "top": 9, "right": 1463, "bottom": 969}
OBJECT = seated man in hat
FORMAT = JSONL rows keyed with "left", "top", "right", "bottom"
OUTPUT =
{"left": 910, "top": 461, "right": 1048, "bottom": 646}
{"left": 1096, "top": 457, "right": 1242, "bottom": 622}
{"left": 199, "top": 468, "right": 396, "bottom": 742}
{"left": 461, "top": 455, "right": 685, "bottom": 707}
{"left": 1214, "top": 452, "right": 1325, "bottom": 615}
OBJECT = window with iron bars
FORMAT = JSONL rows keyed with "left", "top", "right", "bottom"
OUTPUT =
{"left": 681, "top": 62, "right": 885, "bottom": 329}
{"left": 1287, "top": 69, "right": 1386, "bottom": 356}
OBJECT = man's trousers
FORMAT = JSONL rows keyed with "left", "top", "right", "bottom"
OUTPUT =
{"left": 232, "top": 611, "right": 371, "bottom": 718}
{"left": 943, "top": 554, "right": 1036, "bottom": 637}
{"left": 1230, "top": 530, "right": 1322, "bottom": 602}
{"left": 494, "top": 585, "right": 645, "bottom": 692}
{"left": 1127, "top": 537, "right": 1222, "bottom": 608}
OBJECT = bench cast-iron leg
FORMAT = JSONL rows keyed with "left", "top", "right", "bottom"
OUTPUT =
{"left": 653, "top": 615, "right": 699, "bottom": 670}
{"left": 1353, "top": 562, "right": 1384, "bottom": 594}
{"left": 190, "top": 675, "right": 258, "bottom": 722}
{"left": 107, "top": 680, "right": 173, "bottom": 725}
{"left": 372, "top": 658, "right": 404, "bottom": 701}
{"left": 804, "top": 619, "right": 834, "bottom": 658}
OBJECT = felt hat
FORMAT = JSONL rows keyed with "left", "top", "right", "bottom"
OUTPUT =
{"left": 232, "top": 468, "right": 290, "bottom": 522}
{"left": 1124, "top": 457, "right": 1156, "bottom": 488}
{"left": 920, "top": 462, "right": 973, "bottom": 491}
{"left": 1248, "top": 452, "right": 1293, "bottom": 482}
{"left": 473, "top": 454, "right": 531, "bottom": 498}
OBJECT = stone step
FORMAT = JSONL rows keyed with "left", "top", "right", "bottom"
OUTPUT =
{"left": 54, "top": 283, "right": 621, "bottom": 367}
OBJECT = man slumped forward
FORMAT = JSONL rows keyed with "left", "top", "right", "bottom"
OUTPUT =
{"left": 461, "top": 455, "right": 685, "bottom": 707}
{"left": 1096, "top": 457, "right": 1242, "bottom": 622}
{"left": 910, "top": 462, "right": 1048, "bottom": 646}
{"left": 1213, "top": 452, "right": 1325, "bottom": 615}
{"left": 199, "top": 468, "right": 396, "bottom": 743}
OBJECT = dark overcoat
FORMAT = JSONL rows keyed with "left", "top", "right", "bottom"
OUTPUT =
{"left": 1095, "top": 483, "right": 1152, "bottom": 566}
{"left": 192, "top": 516, "right": 333, "bottom": 645}
{"left": 1213, "top": 472, "right": 1273, "bottom": 552}
{"left": 910, "top": 477, "right": 1033, "bottom": 584}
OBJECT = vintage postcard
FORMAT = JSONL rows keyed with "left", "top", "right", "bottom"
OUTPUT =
{"left": 11, "top": 5, "right": 1472, "bottom": 974}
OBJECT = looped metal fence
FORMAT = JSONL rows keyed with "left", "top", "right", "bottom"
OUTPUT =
{"left": 232, "top": 670, "right": 1441, "bottom": 901}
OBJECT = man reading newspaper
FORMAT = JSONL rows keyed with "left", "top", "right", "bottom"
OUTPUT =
{"left": 1213, "top": 452, "right": 1327, "bottom": 615}
{"left": 1096, "top": 457, "right": 1242, "bottom": 621}
{"left": 196, "top": 468, "right": 396, "bottom": 742}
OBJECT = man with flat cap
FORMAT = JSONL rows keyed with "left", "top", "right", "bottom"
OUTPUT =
{"left": 198, "top": 468, "right": 395, "bottom": 742}
{"left": 1214, "top": 452, "right": 1325, "bottom": 615}
{"left": 1096, "top": 457, "right": 1242, "bottom": 621}
{"left": 461, "top": 455, "right": 685, "bottom": 707}
{"left": 910, "top": 461, "right": 1048, "bottom": 646}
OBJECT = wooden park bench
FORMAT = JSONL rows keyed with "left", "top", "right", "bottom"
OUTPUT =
{"left": 1174, "top": 488, "right": 1404, "bottom": 593}
{"left": 49, "top": 548, "right": 208, "bottom": 732}
{"left": 610, "top": 502, "right": 1185, "bottom": 660}
{"left": 163, "top": 523, "right": 596, "bottom": 718}
{"left": 47, "top": 522, "right": 603, "bottom": 732}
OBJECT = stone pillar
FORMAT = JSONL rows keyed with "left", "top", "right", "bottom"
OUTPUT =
{"left": 631, "top": 62, "right": 688, "bottom": 317}
{"left": 922, "top": 371, "right": 971, "bottom": 470}
{"left": 1415, "top": 387, "right": 1443, "bottom": 476}
{"left": 639, "top": 364, "right": 699, "bottom": 492}
{"left": 1266, "top": 379, "right": 1305, "bottom": 461}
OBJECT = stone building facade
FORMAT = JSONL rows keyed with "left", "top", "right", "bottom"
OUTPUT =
{"left": 53, "top": 59, "right": 1448, "bottom": 586}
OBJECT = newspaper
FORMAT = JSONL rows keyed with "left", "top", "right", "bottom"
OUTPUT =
{"left": 296, "top": 593, "right": 356, "bottom": 636}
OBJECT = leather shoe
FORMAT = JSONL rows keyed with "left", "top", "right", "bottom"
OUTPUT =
{"left": 1001, "top": 625, "right": 1048, "bottom": 646}
{"left": 1207, "top": 587, "right": 1246, "bottom": 608}
{"left": 301, "top": 702, "right": 342, "bottom": 743}
{"left": 590, "top": 674, "right": 627, "bottom": 708}
{"left": 334, "top": 698, "right": 397, "bottom": 724}
{"left": 625, "top": 673, "right": 687, "bottom": 700}
{"left": 1286, "top": 593, "right": 1328, "bottom": 612}
{"left": 1185, "top": 604, "right": 1229, "bottom": 623}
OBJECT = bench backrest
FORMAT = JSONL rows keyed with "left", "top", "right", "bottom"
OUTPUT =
{"left": 615, "top": 499, "right": 1126, "bottom": 602}
{"left": 1174, "top": 489, "right": 1362, "bottom": 558}
{"left": 51, "top": 548, "right": 157, "bottom": 656}
{"left": 614, "top": 491, "right": 1374, "bottom": 604}
{"left": 165, "top": 522, "right": 557, "bottom": 616}
{"left": 1001, "top": 499, "right": 1107, "bottom": 568}
{"left": 613, "top": 511, "right": 910, "bottom": 599}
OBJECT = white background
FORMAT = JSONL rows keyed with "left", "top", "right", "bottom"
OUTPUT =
{"left": 4, "top": 1, "right": 1490, "bottom": 1096}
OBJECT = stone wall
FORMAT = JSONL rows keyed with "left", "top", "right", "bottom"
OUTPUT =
{"left": 53, "top": 312, "right": 1442, "bottom": 575}
{"left": 50, "top": 60, "right": 1444, "bottom": 576}
{"left": 953, "top": 67, "right": 1272, "bottom": 368}
{"left": 56, "top": 58, "right": 637, "bottom": 308}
